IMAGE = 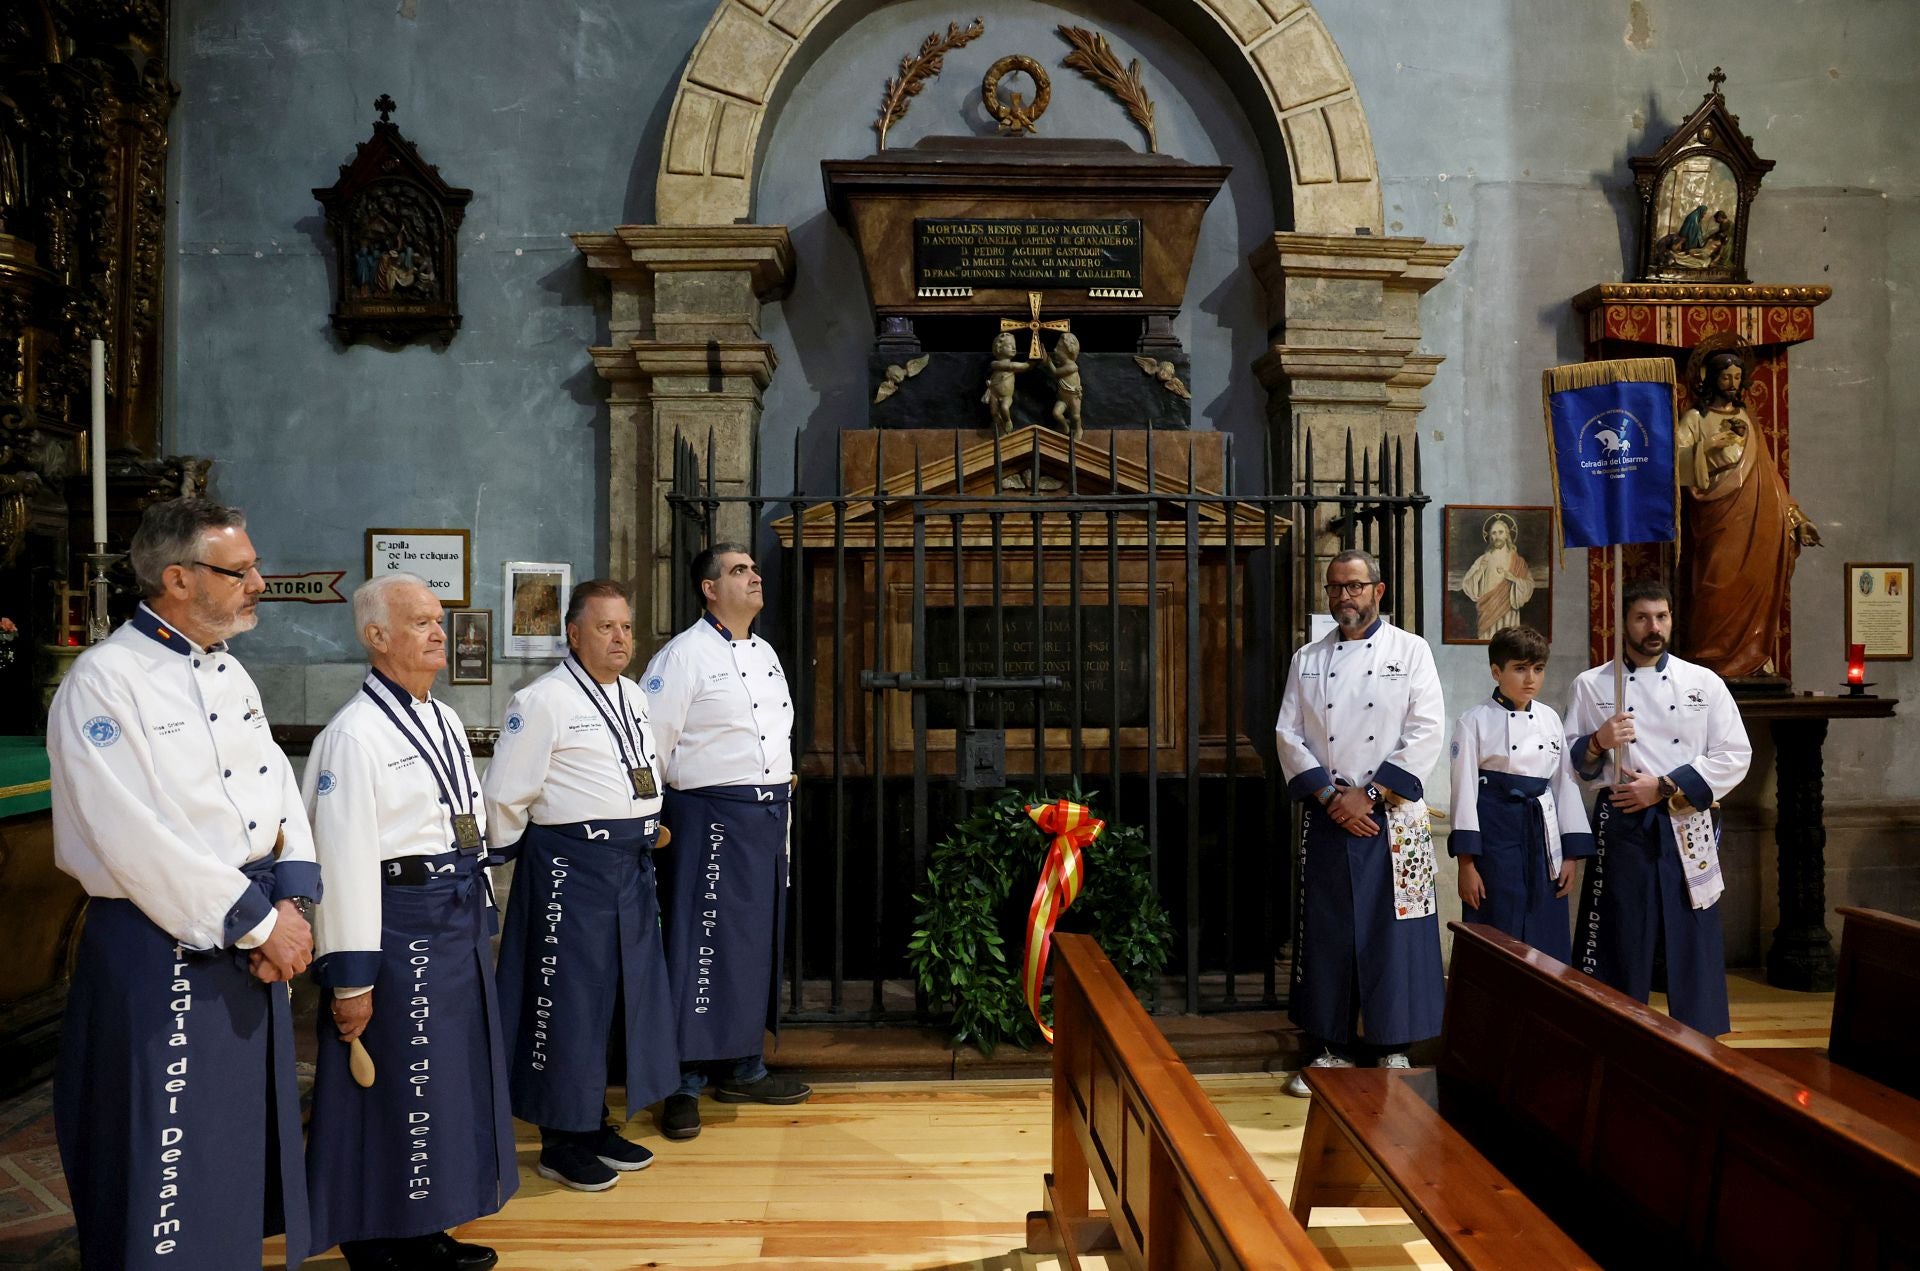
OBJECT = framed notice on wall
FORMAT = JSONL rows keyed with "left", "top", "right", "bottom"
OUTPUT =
{"left": 503, "top": 561, "right": 570, "bottom": 659}
{"left": 1845, "top": 562, "right": 1913, "bottom": 660}
{"left": 365, "top": 528, "right": 471, "bottom": 607}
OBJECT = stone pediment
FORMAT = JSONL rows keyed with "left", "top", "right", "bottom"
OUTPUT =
{"left": 773, "top": 427, "right": 1283, "bottom": 549}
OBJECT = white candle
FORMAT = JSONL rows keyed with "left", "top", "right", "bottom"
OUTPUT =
{"left": 90, "top": 338, "right": 106, "bottom": 546}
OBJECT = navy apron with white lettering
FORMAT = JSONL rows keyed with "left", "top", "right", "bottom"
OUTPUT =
{"left": 495, "top": 816, "right": 678, "bottom": 1130}
{"left": 1289, "top": 803, "right": 1445, "bottom": 1049}
{"left": 1576, "top": 794, "right": 1730, "bottom": 1036}
{"left": 306, "top": 851, "right": 517, "bottom": 1251}
{"left": 1462, "top": 771, "right": 1571, "bottom": 964}
{"left": 654, "top": 784, "right": 789, "bottom": 1062}
{"left": 55, "top": 855, "right": 309, "bottom": 1270}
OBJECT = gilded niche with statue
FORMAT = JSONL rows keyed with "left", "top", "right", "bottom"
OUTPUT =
{"left": 831, "top": 20, "right": 1224, "bottom": 431}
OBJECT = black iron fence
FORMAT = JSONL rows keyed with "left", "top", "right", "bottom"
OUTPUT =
{"left": 666, "top": 425, "right": 1427, "bottom": 1020}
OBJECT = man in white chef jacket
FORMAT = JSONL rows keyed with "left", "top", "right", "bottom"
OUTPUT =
{"left": 642, "top": 543, "right": 809, "bottom": 1142}
{"left": 485, "top": 579, "right": 678, "bottom": 1193}
{"left": 48, "top": 496, "right": 318, "bottom": 1270}
{"left": 1564, "top": 579, "right": 1751, "bottom": 1036}
{"left": 1276, "top": 549, "right": 1446, "bottom": 1097}
{"left": 302, "top": 573, "right": 516, "bottom": 1271}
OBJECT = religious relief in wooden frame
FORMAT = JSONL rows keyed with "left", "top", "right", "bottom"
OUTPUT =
{"left": 313, "top": 95, "right": 472, "bottom": 346}
{"left": 1629, "top": 68, "right": 1773, "bottom": 285}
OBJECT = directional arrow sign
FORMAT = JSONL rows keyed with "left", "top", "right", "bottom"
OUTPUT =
{"left": 261, "top": 571, "right": 347, "bottom": 603}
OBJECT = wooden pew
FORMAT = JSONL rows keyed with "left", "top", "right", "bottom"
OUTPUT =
{"left": 1294, "top": 922, "right": 1920, "bottom": 1270}
{"left": 1027, "top": 932, "right": 1332, "bottom": 1270}
{"left": 1746, "top": 906, "right": 1920, "bottom": 1141}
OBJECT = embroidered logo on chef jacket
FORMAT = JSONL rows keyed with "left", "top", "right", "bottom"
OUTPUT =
{"left": 1684, "top": 689, "right": 1707, "bottom": 710}
{"left": 84, "top": 716, "right": 121, "bottom": 748}
{"left": 317, "top": 770, "right": 337, "bottom": 795}
{"left": 1450, "top": 739, "right": 1461, "bottom": 758}
{"left": 242, "top": 695, "right": 265, "bottom": 724}
{"left": 1548, "top": 736, "right": 1563, "bottom": 753}
{"left": 505, "top": 712, "right": 524, "bottom": 733}
{"left": 1382, "top": 661, "right": 1406, "bottom": 677}
{"left": 644, "top": 675, "right": 665, "bottom": 694}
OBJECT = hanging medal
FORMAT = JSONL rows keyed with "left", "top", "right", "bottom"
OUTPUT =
{"left": 565, "top": 656, "right": 659, "bottom": 804}
{"left": 362, "top": 674, "right": 486, "bottom": 853}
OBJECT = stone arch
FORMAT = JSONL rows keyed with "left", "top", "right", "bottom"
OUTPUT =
{"left": 655, "top": 0, "right": 1382, "bottom": 234}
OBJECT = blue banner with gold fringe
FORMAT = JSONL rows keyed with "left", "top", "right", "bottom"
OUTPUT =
{"left": 1542, "top": 358, "right": 1679, "bottom": 549}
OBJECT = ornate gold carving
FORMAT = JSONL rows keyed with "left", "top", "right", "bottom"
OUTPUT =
{"left": 1000, "top": 292, "right": 1069, "bottom": 360}
{"left": 982, "top": 54, "right": 1049, "bottom": 135}
{"left": 873, "top": 354, "right": 928, "bottom": 404}
{"left": 1134, "top": 356, "right": 1191, "bottom": 400}
{"left": 1571, "top": 283, "right": 1831, "bottom": 310}
{"left": 874, "top": 19, "right": 984, "bottom": 152}
{"left": 1057, "top": 26, "right": 1157, "bottom": 153}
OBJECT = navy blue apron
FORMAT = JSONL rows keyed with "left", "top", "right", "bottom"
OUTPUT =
{"left": 1289, "top": 801, "right": 1445, "bottom": 1049}
{"left": 306, "top": 851, "right": 517, "bottom": 1251}
{"left": 653, "top": 784, "right": 789, "bottom": 1063}
{"left": 1576, "top": 794, "right": 1730, "bottom": 1036}
{"left": 495, "top": 816, "right": 679, "bottom": 1130}
{"left": 55, "top": 856, "right": 309, "bottom": 1270}
{"left": 1462, "top": 771, "right": 1572, "bottom": 965}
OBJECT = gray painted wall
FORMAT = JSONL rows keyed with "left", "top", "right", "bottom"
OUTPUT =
{"left": 167, "top": 0, "right": 1916, "bottom": 822}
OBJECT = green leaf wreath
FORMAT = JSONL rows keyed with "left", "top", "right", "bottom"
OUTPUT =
{"left": 908, "top": 788, "right": 1173, "bottom": 1054}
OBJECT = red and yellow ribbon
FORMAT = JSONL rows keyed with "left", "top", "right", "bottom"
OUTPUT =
{"left": 1021, "top": 799, "right": 1105, "bottom": 1043}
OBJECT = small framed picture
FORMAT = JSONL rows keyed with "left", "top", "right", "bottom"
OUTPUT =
{"left": 1845, "top": 562, "right": 1913, "bottom": 661}
{"left": 1441, "top": 505, "right": 1555, "bottom": 645}
{"left": 449, "top": 609, "right": 492, "bottom": 684}
{"left": 502, "top": 561, "right": 571, "bottom": 659}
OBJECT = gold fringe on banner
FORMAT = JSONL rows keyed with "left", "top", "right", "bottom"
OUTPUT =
{"left": 1540, "top": 357, "right": 1681, "bottom": 570}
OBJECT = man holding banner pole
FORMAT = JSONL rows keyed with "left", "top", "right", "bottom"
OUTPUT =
{"left": 1544, "top": 358, "right": 1752, "bottom": 1036}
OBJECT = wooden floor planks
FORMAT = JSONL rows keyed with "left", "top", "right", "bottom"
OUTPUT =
{"left": 251, "top": 976, "right": 1830, "bottom": 1268}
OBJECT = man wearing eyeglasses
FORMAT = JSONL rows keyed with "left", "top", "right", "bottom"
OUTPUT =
{"left": 1276, "top": 550, "right": 1446, "bottom": 1096}
{"left": 48, "top": 497, "right": 320, "bottom": 1268}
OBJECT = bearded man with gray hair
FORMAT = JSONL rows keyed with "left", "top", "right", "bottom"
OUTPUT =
{"left": 301, "top": 572, "right": 516, "bottom": 1271}
{"left": 49, "top": 497, "right": 319, "bottom": 1269}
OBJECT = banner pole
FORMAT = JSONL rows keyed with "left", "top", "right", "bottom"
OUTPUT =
{"left": 1612, "top": 542, "right": 1625, "bottom": 786}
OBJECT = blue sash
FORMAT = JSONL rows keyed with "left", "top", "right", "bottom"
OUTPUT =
{"left": 305, "top": 851, "right": 517, "bottom": 1249}
{"left": 654, "top": 785, "right": 790, "bottom": 1062}
{"left": 55, "top": 855, "right": 309, "bottom": 1269}
{"left": 495, "top": 816, "right": 680, "bottom": 1130}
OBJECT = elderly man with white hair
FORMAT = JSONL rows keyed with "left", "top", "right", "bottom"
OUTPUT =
{"left": 301, "top": 572, "right": 516, "bottom": 1271}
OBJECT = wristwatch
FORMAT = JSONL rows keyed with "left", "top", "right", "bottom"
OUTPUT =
{"left": 1364, "top": 784, "right": 1382, "bottom": 804}
{"left": 287, "top": 895, "right": 315, "bottom": 922}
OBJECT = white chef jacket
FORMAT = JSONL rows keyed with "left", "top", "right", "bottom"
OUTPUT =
{"left": 483, "top": 659, "right": 665, "bottom": 845}
{"left": 1274, "top": 618, "right": 1445, "bottom": 804}
{"left": 302, "top": 670, "right": 486, "bottom": 997}
{"left": 48, "top": 604, "right": 314, "bottom": 951}
{"left": 640, "top": 614, "right": 795, "bottom": 790}
{"left": 1563, "top": 652, "right": 1751, "bottom": 813}
{"left": 1448, "top": 693, "right": 1590, "bottom": 865}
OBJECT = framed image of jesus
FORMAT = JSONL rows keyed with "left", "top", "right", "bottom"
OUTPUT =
{"left": 1442, "top": 505, "right": 1554, "bottom": 646}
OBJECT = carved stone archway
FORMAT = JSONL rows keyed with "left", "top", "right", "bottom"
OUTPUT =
{"left": 577, "top": 0, "right": 1459, "bottom": 637}
{"left": 655, "top": 0, "right": 1382, "bottom": 234}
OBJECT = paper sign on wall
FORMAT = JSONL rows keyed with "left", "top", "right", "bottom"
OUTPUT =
{"left": 261, "top": 571, "right": 347, "bottom": 603}
{"left": 365, "top": 529, "right": 470, "bottom": 607}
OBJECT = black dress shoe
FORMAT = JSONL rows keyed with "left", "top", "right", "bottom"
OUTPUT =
{"left": 658, "top": 1092, "right": 702, "bottom": 1139}
{"left": 425, "top": 1230, "right": 499, "bottom": 1270}
{"left": 339, "top": 1239, "right": 413, "bottom": 1271}
{"left": 712, "top": 1072, "right": 812, "bottom": 1105}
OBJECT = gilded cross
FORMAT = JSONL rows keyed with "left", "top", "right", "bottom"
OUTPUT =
{"left": 1707, "top": 67, "right": 1726, "bottom": 95}
{"left": 1000, "top": 292, "right": 1071, "bottom": 359}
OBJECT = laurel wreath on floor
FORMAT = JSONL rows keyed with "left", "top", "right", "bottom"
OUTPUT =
{"left": 909, "top": 788, "right": 1173, "bottom": 1055}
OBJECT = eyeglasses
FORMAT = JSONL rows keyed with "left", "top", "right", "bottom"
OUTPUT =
{"left": 188, "top": 559, "right": 262, "bottom": 582}
{"left": 1324, "top": 580, "right": 1378, "bottom": 598}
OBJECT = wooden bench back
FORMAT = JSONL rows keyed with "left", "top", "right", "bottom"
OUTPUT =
{"left": 1440, "top": 922, "right": 1920, "bottom": 1271}
{"left": 1832, "top": 906, "right": 1920, "bottom": 1099}
{"left": 1048, "top": 933, "right": 1331, "bottom": 1270}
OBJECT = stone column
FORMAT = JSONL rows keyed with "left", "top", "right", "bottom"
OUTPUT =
{"left": 574, "top": 225, "right": 793, "bottom": 640}
{"left": 1250, "top": 233, "right": 1459, "bottom": 580}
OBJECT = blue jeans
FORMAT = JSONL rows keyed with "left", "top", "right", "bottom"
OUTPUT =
{"left": 676, "top": 1054, "right": 765, "bottom": 1098}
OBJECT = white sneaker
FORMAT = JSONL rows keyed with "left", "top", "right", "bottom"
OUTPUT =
{"left": 1381, "top": 1051, "right": 1413, "bottom": 1069}
{"left": 1283, "top": 1051, "right": 1355, "bottom": 1098}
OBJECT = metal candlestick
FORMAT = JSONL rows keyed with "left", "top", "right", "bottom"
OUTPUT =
{"left": 84, "top": 547, "right": 117, "bottom": 645}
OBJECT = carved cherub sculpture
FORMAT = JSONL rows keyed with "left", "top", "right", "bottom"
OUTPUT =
{"left": 1046, "top": 331, "right": 1083, "bottom": 439}
{"left": 983, "top": 331, "right": 1030, "bottom": 435}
